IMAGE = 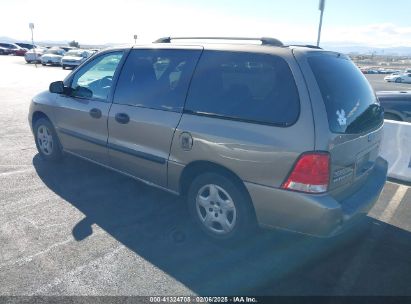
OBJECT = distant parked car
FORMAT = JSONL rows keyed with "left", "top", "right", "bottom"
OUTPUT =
{"left": 377, "top": 69, "right": 397, "bottom": 74}
{"left": 0, "top": 45, "right": 13, "bottom": 55}
{"left": 0, "top": 42, "right": 27, "bottom": 56}
{"left": 384, "top": 73, "right": 411, "bottom": 83}
{"left": 384, "top": 69, "right": 401, "bottom": 75}
{"left": 41, "top": 49, "right": 65, "bottom": 66}
{"left": 16, "top": 43, "right": 37, "bottom": 50}
{"left": 61, "top": 49, "right": 93, "bottom": 69}
{"left": 377, "top": 91, "right": 411, "bottom": 122}
{"left": 361, "top": 68, "right": 378, "bottom": 74}
{"left": 25, "top": 48, "right": 46, "bottom": 63}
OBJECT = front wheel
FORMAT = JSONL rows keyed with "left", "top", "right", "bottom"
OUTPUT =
{"left": 33, "top": 118, "right": 63, "bottom": 162}
{"left": 395, "top": 78, "right": 403, "bottom": 83}
{"left": 187, "top": 172, "right": 256, "bottom": 243}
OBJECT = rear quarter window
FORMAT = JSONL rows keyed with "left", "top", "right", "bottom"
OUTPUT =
{"left": 308, "top": 53, "right": 383, "bottom": 134}
{"left": 185, "top": 51, "right": 300, "bottom": 126}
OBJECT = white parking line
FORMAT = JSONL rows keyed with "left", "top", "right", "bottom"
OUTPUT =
{"left": 333, "top": 183, "right": 408, "bottom": 295}
{"left": 0, "top": 238, "right": 73, "bottom": 269}
{"left": 379, "top": 185, "right": 408, "bottom": 223}
{"left": 0, "top": 168, "right": 33, "bottom": 177}
{"left": 31, "top": 245, "right": 126, "bottom": 295}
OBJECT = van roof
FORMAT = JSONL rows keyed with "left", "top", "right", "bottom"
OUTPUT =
{"left": 108, "top": 37, "right": 327, "bottom": 54}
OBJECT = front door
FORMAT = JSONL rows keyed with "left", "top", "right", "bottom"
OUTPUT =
{"left": 54, "top": 51, "right": 125, "bottom": 164}
{"left": 107, "top": 48, "right": 202, "bottom": 187}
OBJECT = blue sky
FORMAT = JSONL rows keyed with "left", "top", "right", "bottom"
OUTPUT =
{"left": 2, "top": 0, "right": 411, "bottom": 47}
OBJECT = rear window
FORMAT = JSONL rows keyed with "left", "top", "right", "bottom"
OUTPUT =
{"left": 308, "top": 54, "right": 383, "bottom": 134}
{"left": 185, "top": 51, "right": 300, "bottom": 126}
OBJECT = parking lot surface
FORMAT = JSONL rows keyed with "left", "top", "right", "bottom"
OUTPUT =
{"left": 0, "top": 55, "right": 410, "bottom": 296}
{"left": 365, "top": 74, "right": 411, "bottom": 91}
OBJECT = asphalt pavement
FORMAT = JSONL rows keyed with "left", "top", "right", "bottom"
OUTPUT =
{"left": 365, "top": 74, "right": 411, "bottom": 92}
{"left": 0, "top": 55, "right": 410, "bottom": 296}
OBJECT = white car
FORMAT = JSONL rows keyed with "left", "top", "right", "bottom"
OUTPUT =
{"left": 24, "top": 48, "right": 46, "bottom": 63}
{"left": 384, "top": 73, "right": 411, "bottom": 83}
{"left": 61, "top": 50, "right": 93, "bottom": 69}
{"left": 41, "top": 49, "right": 65, "bottom": 66}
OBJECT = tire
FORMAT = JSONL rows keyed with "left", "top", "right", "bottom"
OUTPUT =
{"left": 187, "top": 172, "right": 256, "bottom": 243}
{"left": 395, "top": 78, "right": 403, "bottom": 83}
{"left": 33, "top": 118, "right": 63, "bottom": 162}
{"left": 62, "top": 65, "right": 66, "bottom": 70}
{"left": 384, "top": 113, "right": 402, "bottom": 121}
{"left": 41, "top": 63, "right": 46, "bottom": 66}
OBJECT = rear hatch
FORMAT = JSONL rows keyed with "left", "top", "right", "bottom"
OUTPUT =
{"left": 306, "top": 52, "right": 384, "bottom": 197}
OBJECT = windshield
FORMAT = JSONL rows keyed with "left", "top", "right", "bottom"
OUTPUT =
{"left": 65, "top": 50, "right": 83, "bottom": 57}
{"left": 308, "top": 54, "right": 383, "bottom": 134}
{"left": 46, "top": 49, "right": 64, "bottom": 55}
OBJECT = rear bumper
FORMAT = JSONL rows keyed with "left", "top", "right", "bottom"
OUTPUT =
{"left": 42, "top": 59, "right": 61, "bottom": 64}
{"left": 245, "top": 157, "right": 388, "bottom": 237}
{"left": 62, "top": 62, "right": 80, "bottom": 67}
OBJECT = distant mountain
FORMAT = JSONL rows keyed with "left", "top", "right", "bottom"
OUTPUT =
{"left": 0, "top": 36, "right": 18, "bottom": 43}
{"left": 0, "top": 36, "right": 107, "bottom": 48}
{"left": 0, "top": 36, "right": 70, "bottom": 46}
{"left": 286, "top": 41, "right": 411, "bottom": 56}
{"left": 322, "top": 45, "right": 411, "bottom": 56}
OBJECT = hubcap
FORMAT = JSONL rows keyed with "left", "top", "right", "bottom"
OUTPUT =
{"left": 37, "top": 125, "right": 53, "bottom": 156}
{"left": 196, "top": 184, "right": 237, "bottom": 235}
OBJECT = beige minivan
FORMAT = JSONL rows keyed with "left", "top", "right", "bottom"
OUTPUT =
{"left": 29, "top": 37, "right": 388, "bottom": 242}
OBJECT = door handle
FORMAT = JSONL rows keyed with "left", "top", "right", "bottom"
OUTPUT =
{"left": 115, "top": 113, "right": 130, "bottom": 124}
{"left": 89, "top": 108, "right": 102, "bottom": 119}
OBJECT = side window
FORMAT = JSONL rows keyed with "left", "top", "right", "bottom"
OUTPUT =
{"left": 185, "top": 51, "right": 300, "bottom": 126}
{"left": 113, "top": 49, "right": 201, "bottom": 112}
{"left": 70, "top": 51, "right": 124, "bottom": 101}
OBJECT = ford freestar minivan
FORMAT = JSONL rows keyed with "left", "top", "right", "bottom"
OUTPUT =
{"left": 29, "top": 37, "right": 388, "bottom": 242}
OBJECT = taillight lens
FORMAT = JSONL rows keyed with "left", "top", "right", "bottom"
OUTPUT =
{"left": 281, "top": 152, "right": 330, "bottom": 194}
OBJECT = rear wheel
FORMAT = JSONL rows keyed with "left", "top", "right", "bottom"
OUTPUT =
{"left": 41, "top": 63, "right": 46, "bottom": 66}
{"left": 62, "top": 65, "right": 66, "bottom": 70}
{"left": 187, "top": 172, "right": 256, "bottom": 243}
{"left": 33, "top": 118, "right": 63, "bottom": 162}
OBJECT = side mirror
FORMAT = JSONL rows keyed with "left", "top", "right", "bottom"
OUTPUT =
{"left": 49, "top": 81, "right": 64, "bottom": 94}
{"left": 74, "top": 86, "right": 93, "bottom": 98}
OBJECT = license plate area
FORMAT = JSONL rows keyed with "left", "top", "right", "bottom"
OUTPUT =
{"left": 355, "top": 143, "right": 379, "bottom": 178}
{"left": 356, "top": 152, "right": 372, "bottom": 177}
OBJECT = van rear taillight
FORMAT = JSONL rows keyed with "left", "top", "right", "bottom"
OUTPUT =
{"left": 281, "top": 152, "right": 330, "bottom": 194}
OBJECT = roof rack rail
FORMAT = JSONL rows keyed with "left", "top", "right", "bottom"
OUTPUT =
{"left": 288, "top": 44, "right": 323, "bottom": 49}
{"left": 153, "top": 37, "right": 284, "bottom": 47}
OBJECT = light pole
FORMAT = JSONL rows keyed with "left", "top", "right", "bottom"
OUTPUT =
{"left": 133, "top": 34, "right": 137, "bottom": 44}
{"left": 317, "top": 0, "right": 325, "bottom": 47}
{"left": 29, "top": 22, "right": 37, "bottom": 67}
